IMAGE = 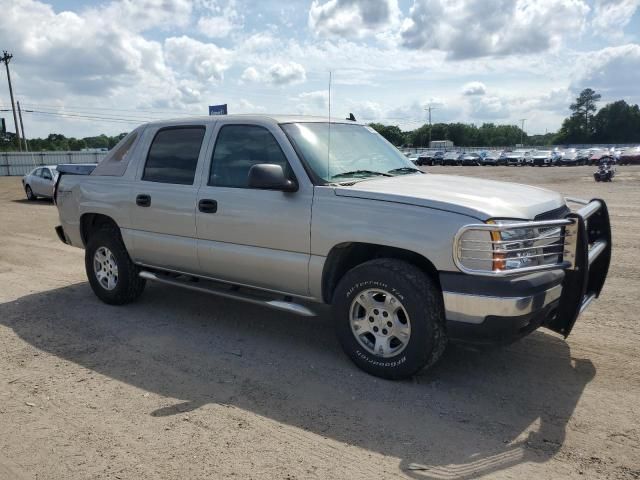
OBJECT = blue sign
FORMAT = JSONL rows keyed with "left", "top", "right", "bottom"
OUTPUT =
{"left": 209, "top": 104, "right": 228, "bottom": 116}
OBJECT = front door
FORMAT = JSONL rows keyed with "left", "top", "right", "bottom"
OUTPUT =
{"left": 128, "top": 125, "right": 209, "bottom": 273}
{"left": 195, "top": 123, "right": 313, "bottom": 297}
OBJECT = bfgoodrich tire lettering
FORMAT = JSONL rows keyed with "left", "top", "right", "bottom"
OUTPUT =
{"left": 85, "top": 225, "right": 146, "bottom": 305}
{"left": 333, "top": 258, "right": 447, "bottom": 379}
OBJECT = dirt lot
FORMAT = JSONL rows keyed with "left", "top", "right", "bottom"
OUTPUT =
{"left": 1, "top": 166, "right": 639, "bottom": 480}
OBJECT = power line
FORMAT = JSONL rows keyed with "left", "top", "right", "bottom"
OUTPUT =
{"left": 14, "top": 109, "right": 149, "bottom": 125}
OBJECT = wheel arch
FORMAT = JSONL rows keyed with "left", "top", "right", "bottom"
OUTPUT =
{"left": 80, "top": 213, "right": 120, "bottom": 247}
{"left": 321, "top": 242, "right": 441, "bottom": 304}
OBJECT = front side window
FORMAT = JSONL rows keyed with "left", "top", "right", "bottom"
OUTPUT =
{"left": 142, "top": 127, "right": 205, "bottom": 185}
{"left": 209, "top": 125, "right": 290, "bottom": 188}
{"left": 281, "top": 123, "right": 418, "bottom": 183}
{"left": 42, "top": 168, "right": 52, "bottom": 180}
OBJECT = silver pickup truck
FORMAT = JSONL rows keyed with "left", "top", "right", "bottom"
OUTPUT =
{"left": 54, "top": 115, "right": 611, "bottom": 379}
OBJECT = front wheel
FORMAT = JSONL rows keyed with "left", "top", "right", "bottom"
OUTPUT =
{"left": 85, "top": 225, "right": 146, "bottom": 305}
{"left": 25, "top": 185, "right": 36, "bottom": 201}
{"left": 332, "top": 259, "right": 447, "bottom": 379}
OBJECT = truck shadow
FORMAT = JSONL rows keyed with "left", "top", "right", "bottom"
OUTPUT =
{"left": 0, "top": 282, "right": 595, "bottom": 479}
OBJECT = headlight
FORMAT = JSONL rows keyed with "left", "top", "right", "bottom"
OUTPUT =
{"left": 489, "top": 220, "right": 538, "bottom": 271}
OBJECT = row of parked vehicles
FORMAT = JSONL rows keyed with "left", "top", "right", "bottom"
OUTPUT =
{"left": 409, "top": 146, "right": 640, "bottom": 167}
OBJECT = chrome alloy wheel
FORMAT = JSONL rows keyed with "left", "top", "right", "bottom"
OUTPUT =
{"left": 349, "top": 289, "right": 411, "bottom": 358}
{"left": 93, "top": 246, "right": 118, "bottom": 291}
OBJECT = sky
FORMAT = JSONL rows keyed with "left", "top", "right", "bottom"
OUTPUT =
{"left": 0, "top": 0, "right": 639, "bottom": 138}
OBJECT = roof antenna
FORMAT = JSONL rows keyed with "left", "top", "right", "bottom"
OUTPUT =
{"left": 346, "top": 113, "right": 356, "bottom": 121}
{"left": 327, "top": 70, "right": 332, "bottom": 179}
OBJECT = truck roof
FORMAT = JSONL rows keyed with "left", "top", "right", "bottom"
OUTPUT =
{"left": 144, "top": 114, "right": 360, "bottom": 127}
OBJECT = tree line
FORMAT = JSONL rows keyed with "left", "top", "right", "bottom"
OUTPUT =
{"left": 0, "top": 132, "right": 128, "bottom": 152}
{"left": 370, "top": 88, "right": 640, "bottom": 147}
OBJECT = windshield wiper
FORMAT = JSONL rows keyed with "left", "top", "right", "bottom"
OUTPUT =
{"left": 387, "top": 167, "right": 421, "bottom": 175}
{"left": 330, "top": 170, "right": 392, "bottom": 180}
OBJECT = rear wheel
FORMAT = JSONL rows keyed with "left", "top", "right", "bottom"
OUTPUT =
{"left": 332, "top": 259, "right": 447, "bottom": 379}
{"left": 85, "top": 225, "right": 146, "bottom": 305}
{"left": 25, "top": 185, "right": 36, "bottom": 201}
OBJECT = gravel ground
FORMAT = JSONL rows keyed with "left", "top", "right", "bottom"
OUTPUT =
{"left": 0, "top": 166, "right": 639, "bottom": 480}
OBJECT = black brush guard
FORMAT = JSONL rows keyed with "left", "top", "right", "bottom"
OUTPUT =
{"left": 545, "top": 198, "right": 612, "bottom": 337}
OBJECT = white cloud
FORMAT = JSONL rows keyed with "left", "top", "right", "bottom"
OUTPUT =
{"left": 297, "top": 90, "right": 329, "bottom": 109}
{"left": 462, "top": 81, "right": 487, "bottom": 96}
{"left": 164, "top": 36, "right": 231, "bottom": 81}
{"left": 468, "top": 95, "right": 510, "bottom": 119}
{"left": 238, "top": 62, "right": 307, "bottom": 86}
{"left": 196, "top": 0, "right": 242, "bottom": 38}
{"left": 99, "top": 0, "right": 193, "bottom": 31}
{"left": 1, "top": 0, "right": 171, "bottom": 95}
{"left": 240, "top": 67, "right": 261, "bottom": 83}
{"left": 401, "top": 0, "right": 591, "bottom": 59}
{"left": 571, "top": 44, "right": 640, "bottom": 103}
{"left": 235, "top": 99, "right": 266, "bottom": 113}
{"left": 592, "top": 0, "right": 640, "bottom": 31}
{"left": 268, "top": 62, "right": 307, "bottom": 85}
{"left": 309, "top": 0, "right": 401, "bottom": 38}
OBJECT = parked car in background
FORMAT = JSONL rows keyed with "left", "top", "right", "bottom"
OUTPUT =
{"left": 504, "top": 150, "right": 528, "bottom": 166}
{"left": 527, "top": 150, "right": 555, "bottom": 167}
{"left": 479, "top": 150, "right": 504, "bottom": 166}
{"left": 442, "top": 151, "right": 462, "bottom": 166}
{"left": 619, "top": 147, "right": 640, "bottom": 165}
{"left": 589, "top": 151, "right": 612, "bottom": 165}
{"left": 22, "top": 165, "right": 59, "bottom": 200}
{"left": 432, "top": 151, "right": 445, "bottom": 165}
{"left": 417, "top": 151, "right": 442, "bottom": 166}
{"left": 407, "top": 154, "right": 419, "bottom": 165}
{"left": 557, "top": 149, "right": 582, "bottom": 166}
{"left": 460, "top": 152, "right": 481, "bottom": 166}
{"left": 576, "top": 149, "right": 592, "bottom": 164}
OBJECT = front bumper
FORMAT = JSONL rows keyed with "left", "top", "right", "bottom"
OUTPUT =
{"left": 444, "top": 198, "right": 611, "bottom": 343}
{"left": 441, "top": 271, "right": 564, "bottom": 344}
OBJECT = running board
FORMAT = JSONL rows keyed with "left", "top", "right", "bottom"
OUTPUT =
{"left": 139, "top": 270, "right": 316, "bottom": 317}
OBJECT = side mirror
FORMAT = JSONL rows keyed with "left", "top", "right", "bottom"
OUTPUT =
{"left": 248, "top": 164, "right": 298, "bottom": 192}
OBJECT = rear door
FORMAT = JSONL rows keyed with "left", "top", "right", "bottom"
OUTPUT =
{"left": 195, "top": 122, "right": 313, "bottom": 296}
{"left": 30, "top": 168, "right": 45, "bottom": 196}
{"left": 128, "top": 124, "right": 210, "bottom": 273}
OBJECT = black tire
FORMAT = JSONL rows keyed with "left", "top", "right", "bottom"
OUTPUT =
{"left": 332, "top": 259, "right": 447, "bottom": 379}
{"left": 85, "top": 225, "right": 146, "bottom": 305}
{"left": 25, "top": 185, "right": 36, "bottom": 201}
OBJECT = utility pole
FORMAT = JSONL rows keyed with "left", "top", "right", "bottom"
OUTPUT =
{"left": 1, "top": 51, "right": 22, "bottom": 151}
{"left": 519, "top": 118, "right": 527, "bottom": 146}
{"left": 17, "top": 101, "right": 28, "bottom": 152}
{"left": 425, "top": 105, "right": 437, "bottom": 148}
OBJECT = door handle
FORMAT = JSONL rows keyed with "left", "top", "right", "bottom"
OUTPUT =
{"left": 198, "top": 199, "right": 218, "bottom": 213}
{"left": 136, "top": 194, "right": 151, "bottom": 207}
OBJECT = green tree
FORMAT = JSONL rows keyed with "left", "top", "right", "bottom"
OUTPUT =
{"left": 368, "top": 123, "right": 406, "bottom": 146}
{"left": 593, "top": 100, "right": 640, "bottom": 143}
{"left": 557, "top": 88, "right": 601, "bottom": 143}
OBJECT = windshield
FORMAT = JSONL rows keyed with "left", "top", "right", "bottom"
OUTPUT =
{"left": 281, "top": 122, "right": 418, "bottom": 183}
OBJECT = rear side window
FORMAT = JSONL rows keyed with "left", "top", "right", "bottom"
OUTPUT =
{"left": 113, "top": 132, "right": 138, "bottom": 162}
{"left": 42, "top": 168, "right": 52, "bottom": 180}
{"left": 142, "top": 127, "right": 205, "bottom": 185}
{"left": 209, "top": 125, "right": 290, "bottom": 188}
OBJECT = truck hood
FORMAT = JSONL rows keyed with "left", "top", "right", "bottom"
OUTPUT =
{"left": 333, "top": 173, "right": 566, "bottom": 220}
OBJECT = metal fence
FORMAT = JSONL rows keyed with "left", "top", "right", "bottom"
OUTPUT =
{"left": 0, "top": 151, "right": 108, "bottom": 176}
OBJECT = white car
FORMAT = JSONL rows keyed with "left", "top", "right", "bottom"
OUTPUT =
{"left": 22, "top": 165, "right": 59, "bottom": 200}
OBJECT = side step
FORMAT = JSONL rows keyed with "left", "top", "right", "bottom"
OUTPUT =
{"left": 139, "top": 270, "right": 316, "bottom": 317}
